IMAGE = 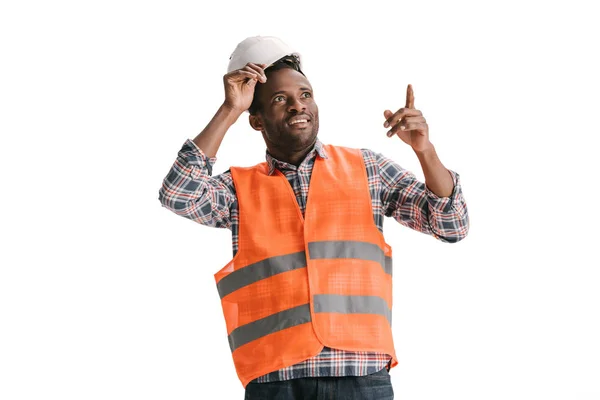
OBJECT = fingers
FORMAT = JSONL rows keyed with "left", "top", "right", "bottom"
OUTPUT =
{"left": 405, "top": 84, "right": 414, "bottom": 109}
{"left": 386, "top": 116, "right": 426, "bottom": 137}
{"left": 243, "top": 63, "right": 268, "bottom": 83}
{"left": 383, "top": 109, "right": 394, "bottom": 122}
{"left": 404, "top": 122, "right": 427, "bottom": 132}
{"left": 386, "top": 120, "right": 428, "bottom": 137}
{"left": 400, "top": 116, "right": 426, "bottom": 125}
{"left": 382, "top": 84, "right": 420, "bottom": 136}
{"left": 236, "top": 70, "right": 262, "bottom": 80}
{"left": 383, "top": 108, "right": 422, "bottom": 128}
{"left": 225, "top": 62, "right": 268, "bottom": 84}
{"left": 398, "top": 121, "right": 427, "bottom": 132}
{"left": 237, "top": 71, "right": 262, "bottom": 87}
{"left": 240, "top": 63, "right": 267, "bottom": 83}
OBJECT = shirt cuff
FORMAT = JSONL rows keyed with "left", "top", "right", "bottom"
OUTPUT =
{"left": 182, "top": 138, "right": 217, "bottom": 176}
{"left": 425, "top": 169, "right": 461, "bottom": 214}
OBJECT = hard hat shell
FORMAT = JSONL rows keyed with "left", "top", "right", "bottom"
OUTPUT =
{"left": 227, "top": 36, "right": 302, "bottom": 73}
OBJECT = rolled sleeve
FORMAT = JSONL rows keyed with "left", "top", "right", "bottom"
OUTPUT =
{"left": 185, "top": 139, "right": 217, "bottom": 176}
{"left": 423, "top": 169, "right": 469, "bottom": 242}
{"left": 158, "top": 139, "right": 235, "bottom": 229}
{"left": 377, "top": 150, "right": 469, "bottom": 243}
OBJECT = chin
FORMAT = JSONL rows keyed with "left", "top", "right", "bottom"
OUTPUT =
{"left": 282, "top": 131, "right": 317, "bottom": 150}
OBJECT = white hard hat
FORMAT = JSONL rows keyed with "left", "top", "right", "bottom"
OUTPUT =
{"left": 227, "top": 36, "right": 302, "bottom": 73}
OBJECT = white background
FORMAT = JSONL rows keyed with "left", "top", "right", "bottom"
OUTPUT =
{"left": 1, "top": 0, "right": 599, "bottom": 399}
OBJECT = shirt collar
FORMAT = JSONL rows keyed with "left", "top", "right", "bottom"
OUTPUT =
{"left": 266, "top": 138, "right": 328, "bottom": 175}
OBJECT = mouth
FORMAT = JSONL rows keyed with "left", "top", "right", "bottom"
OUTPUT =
{"left": 287, "top": 117, "right": 311, "bottom": 128}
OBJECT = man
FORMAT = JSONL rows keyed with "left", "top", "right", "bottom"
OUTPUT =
{"left": 158, "top": 36, "right": 469, "bottom": 399}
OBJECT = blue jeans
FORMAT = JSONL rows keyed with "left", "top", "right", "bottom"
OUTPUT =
{"left": 244, "top": 367, "right": 394, "bottom": 399}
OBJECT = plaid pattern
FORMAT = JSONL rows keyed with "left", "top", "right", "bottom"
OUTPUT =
{"left": 159, "top": 138, "right": 469, "bottom": 382}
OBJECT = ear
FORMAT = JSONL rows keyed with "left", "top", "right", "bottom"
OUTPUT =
{"left": 249, "top": 114, "right": 263, "bottom": 131}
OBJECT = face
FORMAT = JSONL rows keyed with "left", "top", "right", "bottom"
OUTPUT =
{"left": 250, "top": 68, "right": 319, "bottom": 154}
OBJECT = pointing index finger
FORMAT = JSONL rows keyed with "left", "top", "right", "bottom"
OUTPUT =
{"left": 405, "top": 84, "right": 415, "bottom": 109}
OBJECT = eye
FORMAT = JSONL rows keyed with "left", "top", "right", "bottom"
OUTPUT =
{"left": 302, "top": 92, "right": 312, "bottom": 98}
{"left": 273, "top": 95, "right": 285, "bottom": 102}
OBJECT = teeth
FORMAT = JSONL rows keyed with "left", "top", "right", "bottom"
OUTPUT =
{"left": 290, "top": 119, "right": 308, "bottom": 125}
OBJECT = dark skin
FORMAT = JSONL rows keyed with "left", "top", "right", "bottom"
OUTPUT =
{"left": 193, "top": 63, "right": 453, "bottom": 197}
{"left": 248, "top": 68, "right": 320, "bottom": 166}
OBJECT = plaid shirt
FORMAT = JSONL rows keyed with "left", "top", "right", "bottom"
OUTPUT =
{"left": 159, "top": 138, "right": 469, "bottom": 383}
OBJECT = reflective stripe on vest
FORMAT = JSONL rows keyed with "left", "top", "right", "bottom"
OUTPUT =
{"left": 308, "top": 240, "right": 393, "bottom": 276}
{"left": 228, "top": 304, "right": 311, "bottom": 352}
{"left": 216, "top": 251, "right": 307, "bottom": 299}
{"left": 220, "top": 240, "right": 392, "bottom": 352}
{"left": 313, "top": 294, "right": 392, "bottom": 325}
{"left": 218, "top": 241, "right": 391, "bottom": 300}
{"left": 227, "top": 293, "right": 392, "bottom": 352}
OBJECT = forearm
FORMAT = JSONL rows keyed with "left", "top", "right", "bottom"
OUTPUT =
{"left": 414, "top": 144, "right": 454, "bottom": 198}
{"left": 193, "top": 103, "right": 242, "bottom": 158}
{"left": 158, "top": 139, "right": 235, "bottom": 229}
{"left": 371, "top": 148, "right": 468, "bottom": 243}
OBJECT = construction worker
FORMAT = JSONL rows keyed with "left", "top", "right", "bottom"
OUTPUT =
{"left": 158, "top": 36, "right": 469, "bottom": 400}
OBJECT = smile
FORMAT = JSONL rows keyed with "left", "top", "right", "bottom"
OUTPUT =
{"left": 288, "top": 119, "right": 310, "bottom": 126}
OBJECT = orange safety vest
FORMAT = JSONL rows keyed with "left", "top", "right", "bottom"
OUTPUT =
{"left": 214, "top": 144, "right": 398, "bottom": 388}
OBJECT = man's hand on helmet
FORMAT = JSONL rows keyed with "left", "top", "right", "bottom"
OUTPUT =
{"left": 223, "top": 62, "right": 268, "bottom": 114}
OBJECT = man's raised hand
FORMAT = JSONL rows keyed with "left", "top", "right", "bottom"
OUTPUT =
{"left": 222, "top": 62, "right": 268, "bottom": 114}
{"left": 383, "top": 84, "right": 432, "bottom": 153}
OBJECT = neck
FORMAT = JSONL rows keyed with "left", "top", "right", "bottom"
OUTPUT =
{"left": 267, "top": 139, "right": 317, "bottom": 167}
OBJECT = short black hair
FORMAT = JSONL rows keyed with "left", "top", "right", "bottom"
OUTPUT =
{"left": 248, "top": 54, "right": 305, "bottom": 116}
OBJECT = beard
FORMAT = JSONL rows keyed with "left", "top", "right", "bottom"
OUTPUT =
{"left": 263, "top": 115, "right": 320, "bottom": 153}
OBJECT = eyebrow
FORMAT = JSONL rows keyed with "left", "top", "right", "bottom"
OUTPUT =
{"left": 270, "top": 87, "right": 313, "bottom": 99}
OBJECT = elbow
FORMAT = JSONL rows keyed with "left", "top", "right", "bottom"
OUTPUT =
{"left": 444, "top": 217, "right": 470, "bottom": 243}
{"left": 445, "top": 230, "right": 468, "bottom": 243}
{"left": 158, "top": 187, "right": 165, "bottom": 206}
{"left": 158, "top": 185, "right": 211, "bottom": 221}
{"left": 158, "top": 186, "right": 171, "bottom": 209}
{"left": 433, "top": 214, "right": 470, "bottom": 243}
{"left": 157, "top": 185, "right": 189, "bottom": 214}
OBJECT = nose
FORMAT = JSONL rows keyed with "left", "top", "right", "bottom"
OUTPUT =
{"left": 286, "top": 96, "right": 306, "bottom": 114}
